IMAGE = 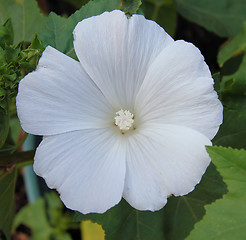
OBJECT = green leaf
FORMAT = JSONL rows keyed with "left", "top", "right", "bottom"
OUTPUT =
{"left": 186, "top": 146, "right": 246, "bottom": 240}
{"left": 216, "top": 23, "right": 246, "bottom": 95}
{"left": 0, "top": 19, "right": 13, "bottom": 47}
{"left": 220, "top": 54, "right": 246, "bottom": 95}
{"left": 24, "top": 34, "right": 45, "bottom": 67}
{"left": 142, "top": 0, "right": 177, "bottom": 37}
{"left": 212, "top": 72, "right": 221, "bottom": 95}
{"left": 0, "top": 46, "right": 5, "bottom": 65}
{"left": 213, "top": 96, "right": 246, "bottom": 149}
{"left": 0, "top": 107, "right": 9, "bottom": 148}
{"left": 162, "top": 163, "right": 227, "bottom": 240}
{"left": 121, "top": 0, "right": 142, "bottom": 15}
{"left": 13, "top": 192, "right": 74, "bottom": 240}
{"left": 74, "top": 200, "right": 165, "bottom": 240}
{"left": 4, "top": 44, "right": 20, "bottom": 63}
{"left": 0, "top": 0, "right": 48, "bottom": 43}
{"left": 29, "top": 34, "right": 45, "bottom": 51}
{"left": 212, "top": 22, "right": 246, "bottom": 149}
{"left": 38, "top": 12, "right": 73, "bottom": 55}
{"left": 9, "top": 117, "right": 21, "bottom": 144}
{"left": 218, "top": 23, "right": 246, "bottom": 67}
{"left": 38, "top": 0, "right": 122, "bottom": 55}
{"left": 0, "top": 168, "right": 17, "bottom": 240}
{"left": 217, "top": 22, "right": 246, "bottom": 97}
{"left": 174, "top": 0, "right": 246, "bottom": 37}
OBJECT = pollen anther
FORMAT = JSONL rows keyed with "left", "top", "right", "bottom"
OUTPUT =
{"left": 114, "top": 109, "right": 134, "bottom": 131}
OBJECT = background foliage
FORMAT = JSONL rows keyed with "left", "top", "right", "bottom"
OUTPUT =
{"left": 0, "top": 0, "right": 246, "bottom": 239}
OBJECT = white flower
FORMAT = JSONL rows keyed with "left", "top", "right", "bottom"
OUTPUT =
{"left": 16, "top": 10, "right": 223, "bottom": 214}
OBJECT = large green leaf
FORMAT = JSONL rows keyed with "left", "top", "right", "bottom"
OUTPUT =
{"left": 174, "top": 0, "right": 246, "bottom": 37}
{"left": 38, "top": 0, "right": 122, "bottom": 56}
{"left": 162, "top": 163, "right": 227, "bottom": 240}
{"left": 74, "top": 200, "right": 165, "bottom": 240}
{"left": 0, "top": 169, "right": 17, "bottom": 240}
{"left": 0, "top": 0, "right": 47, "bottom": 43}
{"left": 187, "top": 146, "right": 246, "bottom": 240}
{"left": 142, "top": 0, "right": 177, "bottom": 37}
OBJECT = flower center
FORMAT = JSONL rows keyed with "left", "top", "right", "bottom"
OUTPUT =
{"left": 114, "top": 109, "right": 134, "bottom": 131}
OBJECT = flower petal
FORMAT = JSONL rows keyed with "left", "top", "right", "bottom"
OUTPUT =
{"left": 135, "top": 40, "right": 223, "bottom": 140}
{"left": 73, "top": 10, "right": 173, "bottom": 110}
{"left": 34, "top": 128, "right": 126, "bottom": 214}
{"left": 123, "top": 124, "right": 211, "bottom": 211}
{"left": 16, "top": 46, "right": 114, "bottom": 135}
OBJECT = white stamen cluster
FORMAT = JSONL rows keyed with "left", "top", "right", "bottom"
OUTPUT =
{"left": 114, "top": 109, "right": 134, "bottom": 131}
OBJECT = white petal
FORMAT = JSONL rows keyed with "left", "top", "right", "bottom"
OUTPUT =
{"left": 16, "top": 46, "right": 114, "bottom": 135}
{"left": 33, "top": 128, "right": 126, "bottom": 214}
{"left": 123, "top": 124, "right": 211, "bottom": 211}
{"left": 135, "top": 40, "right": 223, "bottom": 140}
{"left": 73, "top": 10, "right": 173, "bottom": 110}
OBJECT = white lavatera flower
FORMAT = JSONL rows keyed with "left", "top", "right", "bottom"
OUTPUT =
{"left": 16, "top": 10, "right": 223, "bottom": 214}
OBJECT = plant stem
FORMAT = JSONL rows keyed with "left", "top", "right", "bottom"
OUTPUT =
{"left": 0, "top": 150, "right": 34, "bottom": 167}
{"left": 15, "top": 131, "right": 28, "bottom": 151}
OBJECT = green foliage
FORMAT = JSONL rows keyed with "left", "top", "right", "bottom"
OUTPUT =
{"left": 0, "top": 20, "right": 43, "bottom": 148}
{"left": 13, "top": 192, "right": 77, "bottom": 240}
{"left": 0, "top": 19, "right": 13, "bottom": 47}
{"left": 38, "top": 0, "right": 144, "bottom": 57}
{"left": 0, "top": 37, "right": 43, "bottom": 109}
{"left": 187, "top": 146, "right": 246, "bottom": 240}
{"left": 213, "top": 99, "right": 246, "bottom": 149}
{"left": 75, "top": 200, "right": 165, "bottom": 240}
{"left": 162, "top": 163, "right": 227, "bottom": 240}
{"left": 74, "top": 164, "right": 226, "bottom": 240}
{"left": 218, "top": 23, "right": 246, "bottom": 67}
{"left": 121, "top": 0, "right": 142, "bottom": 15}
{"left": 174, "top": 0, "right": 246, "bottom": 37}
{"left": 0, "top": 20, "right": 43, "bottom": 239}
{"left": 9, "top": 117, "right": 21, "bottom": 144}
{"left": 0, "top": 168, "right": 17, "bottom": 240}
{"left": 0, "top": 0, "right": 48, "bottom": 44}
{"left": 218, "top": 22, "right": 246, "bottom": 94}
{"left": 213, "top": 22, "right": 246, "bottom": 149}
{"left": 38, "top": 0, "right": 122, "bottom": 56}
{"left": 142, "top": 0, "right": 177, "bottom": 36}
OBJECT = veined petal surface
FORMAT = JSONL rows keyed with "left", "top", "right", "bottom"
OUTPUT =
{"left": 73, "top": 10, "right": 174, "bottom": 110}
{"left": 135, "top": 40, "right": 223, "bottom": 140}
{"left": 123, "top": 124, "right": 211, "bottom": 211}
{"left": 17, "top": 46, "right": 114, "bottom": 135}
{"left": 34, "top": 128, "right": 126, "bottom": 214}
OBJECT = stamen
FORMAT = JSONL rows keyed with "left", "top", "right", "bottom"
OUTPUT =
{"left": 114, "top": 109, "right": 134, "bottom": 131}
